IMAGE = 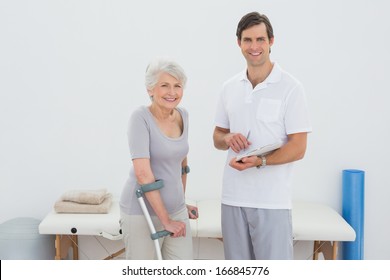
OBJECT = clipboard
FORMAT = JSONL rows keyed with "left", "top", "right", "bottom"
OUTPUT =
{"left": 235, "top": 141, "right": 283, "bottom": 162}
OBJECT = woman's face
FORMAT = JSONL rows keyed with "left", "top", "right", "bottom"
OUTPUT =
{"left": 149, "top": 72, "right": 183, "bottom": 110}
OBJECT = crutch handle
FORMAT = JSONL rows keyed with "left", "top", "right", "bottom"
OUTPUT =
{"left": 151, "top": 230, "right": 172, "bottom": 240}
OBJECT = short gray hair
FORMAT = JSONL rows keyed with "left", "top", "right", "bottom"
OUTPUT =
{"left": 145, "top": 58, "right": 187, "bottom": 90}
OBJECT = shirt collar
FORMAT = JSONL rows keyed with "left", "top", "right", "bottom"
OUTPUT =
{"left": 239, "top": 62, "right": 282, "bottom": 85}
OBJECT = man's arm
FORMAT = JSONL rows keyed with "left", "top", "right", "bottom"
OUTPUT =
{"left": 213, "top": 126, "right": 250, "bottom": 153}
{"left": 267, "top": 132, "right": 308, "bottom": 165}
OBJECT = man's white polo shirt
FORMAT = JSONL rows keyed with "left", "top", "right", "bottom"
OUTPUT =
{"left": 214, "top": 62, "right": 312, "bottom": 209}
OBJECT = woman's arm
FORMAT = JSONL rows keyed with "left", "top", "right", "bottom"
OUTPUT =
{"left": 181, "top": 157, "right": 198, "bottom": 219}
{"left": 133, "top": 158, "right": 186, "bottom": 237}
{"left": 181, "top": 157, "right": 188, "bottom": 193}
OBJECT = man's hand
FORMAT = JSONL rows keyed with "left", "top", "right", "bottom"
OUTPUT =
{"left": 224, "top": 133, "right": 251, "bottom": 153}
{"left": 229, "top": 155, "right": 259, "bottom": 171}
{"left": 213, "top": 127, "right": 251, "bottom": 151}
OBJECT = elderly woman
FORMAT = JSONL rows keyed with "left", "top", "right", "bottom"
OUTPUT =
{"left": 119, "top": 58, "right": 198, "bottom": 260}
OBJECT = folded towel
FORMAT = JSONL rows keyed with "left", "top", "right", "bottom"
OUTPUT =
{"left": 60, "top": 188, "right": 108, "bottom": 205}
{"left": 54, "top": 194, "right": 112, "bottom": 214}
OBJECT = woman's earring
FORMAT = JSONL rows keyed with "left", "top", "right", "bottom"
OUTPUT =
{"left": 149, "top": 95, "right": 154, "bottom": 101}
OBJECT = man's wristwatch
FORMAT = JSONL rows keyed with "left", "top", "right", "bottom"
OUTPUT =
{"left": 256, "top": 155, "right": 267, "bottom": 169}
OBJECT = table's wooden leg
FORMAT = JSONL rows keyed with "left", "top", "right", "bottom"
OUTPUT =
{"left": 103, "top": 248, "right": 126, "bottom": 260}
{"left": 55, "top": 235, "right": 61, "bottom": 260}
{"left": 332, "top": 241, "right": 338, "bottom": 260}
{"left": 71, "top": 235, "right": 79, "bottom": 260}
{"left": 321, "top": 241, "right": 333, "bottom": 260}
{"left": 313, "top": 241, "right": 338, "bottom": 260}
{"left": 313, "top": 241, "right": 320, "bottom": 260}
{"left": 54, "top": 235, "right": 79, "bottom": 260}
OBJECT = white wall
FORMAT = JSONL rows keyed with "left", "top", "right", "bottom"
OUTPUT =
{"left": 1, "top": 0, "right": 389, "bottom": 260}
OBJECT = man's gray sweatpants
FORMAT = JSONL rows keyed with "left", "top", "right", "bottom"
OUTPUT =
{"left": 221, "top": 204, "right": 293, "bottom": 260}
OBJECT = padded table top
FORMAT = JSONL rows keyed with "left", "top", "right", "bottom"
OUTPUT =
{"left": 39, "top": 201, "right": 122, "bottom": 240}
{"left": 188, "top": 199, "right": 355, "bottom": 241}
{"left": 292, "top": 201, "right": 355, "bottom": 241}
{"left": 39, "top": 200, "right": 355, "bottom": 242}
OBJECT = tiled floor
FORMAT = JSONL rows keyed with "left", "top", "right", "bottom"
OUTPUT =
{"left": 110, "top": 237, "right": 224, "bottom": 260}
{"left": 193, "top": 237, "right": 224, "bottom": 259}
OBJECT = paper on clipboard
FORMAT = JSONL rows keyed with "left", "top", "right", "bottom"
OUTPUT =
{"left": 235, "top": 141, "right": 283, "bottom": 162}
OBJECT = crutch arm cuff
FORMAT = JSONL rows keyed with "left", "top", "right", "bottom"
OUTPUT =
{"left": 182, "top": 165, "right": 190, "bottom": 175}
{"left": 139, "top": 179, "right": 164, "bottom": 193}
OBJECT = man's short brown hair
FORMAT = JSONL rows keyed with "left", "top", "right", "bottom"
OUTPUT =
{"left": 236, "top": 12, "right": 274, "bottom": 41}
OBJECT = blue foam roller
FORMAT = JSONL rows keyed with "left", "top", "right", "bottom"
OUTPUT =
{"left": 342, "top": 169, "right": 364, "bottom": 260}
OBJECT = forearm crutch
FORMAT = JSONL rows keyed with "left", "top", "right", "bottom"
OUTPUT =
{"left": 135, "top": 180, "right": 171, "bottom": 260}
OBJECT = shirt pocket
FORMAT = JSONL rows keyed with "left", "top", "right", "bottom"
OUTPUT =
{"left": 256, "top": 98, "right": 282, "bottom": 122}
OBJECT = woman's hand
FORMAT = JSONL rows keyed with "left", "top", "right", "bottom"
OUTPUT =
{"left": 162, "top": 219, "right": 186, "bottom": 238}
{"left": 186, "top": 204, "right": 198, "bottom": 219}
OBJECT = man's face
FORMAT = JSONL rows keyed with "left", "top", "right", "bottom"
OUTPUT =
{"left": 238, "top": 23, "right": 274, "bottom": 67}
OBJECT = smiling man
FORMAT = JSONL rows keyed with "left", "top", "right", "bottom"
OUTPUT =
{"left": 213, "top": 12, "right": 312, "bottom": 260}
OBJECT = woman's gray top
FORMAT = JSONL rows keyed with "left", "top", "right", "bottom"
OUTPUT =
{"left": 120, "top": 106, "right": 189, "bottom": 216}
